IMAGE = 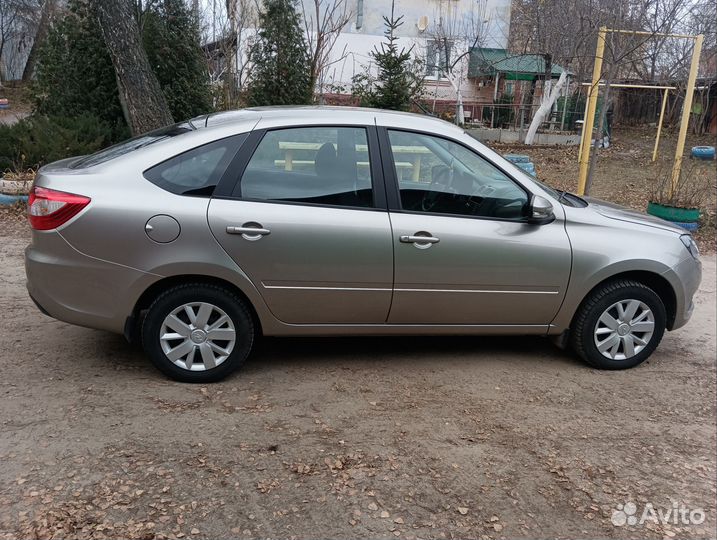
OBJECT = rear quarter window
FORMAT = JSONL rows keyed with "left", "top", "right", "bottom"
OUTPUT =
{"left": 143, "top": 135, "right": 246, "bottom": 197}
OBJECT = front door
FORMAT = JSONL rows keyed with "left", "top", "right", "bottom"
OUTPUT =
{"left": 383, "top": 129, "right": 572, "bottom": 326}
{"left": 209, "top": 126, "right": 393, "bottom": 324}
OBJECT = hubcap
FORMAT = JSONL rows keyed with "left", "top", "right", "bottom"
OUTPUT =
{"left": 593, "top": 299, "right": 655, "bottom": 361}
{"left": 159, "top": 302, "right": 236, "bottom": 371}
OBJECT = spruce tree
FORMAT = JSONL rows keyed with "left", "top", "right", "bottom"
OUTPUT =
{"left": 352, "top": 6, "right": 424, "bottom": 111}
{"left": 246, "top": 0, "right": 312, "bottom": 106}
{"left": 34, "top": 0, "right": 213, "bottom": 131}
{"left": 142, "top": 0, "right": 213, "bottom": 120}
{"left": 33, "top": 0, "right": 124, "bottom": 124}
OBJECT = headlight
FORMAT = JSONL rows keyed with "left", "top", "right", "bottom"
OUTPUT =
{"left": 680, "top": 234, "right": 700, "bottom": 260}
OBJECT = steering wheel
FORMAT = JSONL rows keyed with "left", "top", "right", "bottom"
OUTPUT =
{"left": 422, "top": 164, "right": 454, "bottom": 212}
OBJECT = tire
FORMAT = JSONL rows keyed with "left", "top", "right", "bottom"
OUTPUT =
{"left": 570, "top": 279, "right": 666, "bottom": 370}
{"left": 141, "top": 283, "right": 255, "bottom": 383}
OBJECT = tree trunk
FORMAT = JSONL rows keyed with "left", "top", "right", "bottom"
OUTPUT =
{"left": 22, "top": 0, "right": 56, "bottom": 81}
{"left": 94, "top": 0, "right": 173, "bottom": 135}
{"left": 524, "top": 70, "right": 566, "bottom": 144}
{"left": 585, "top": 78, "right": 612, "bottom": 195}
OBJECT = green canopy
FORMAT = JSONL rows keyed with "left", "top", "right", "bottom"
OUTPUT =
{"left": 468, "top": 48, "right": 568, "bottom": 80}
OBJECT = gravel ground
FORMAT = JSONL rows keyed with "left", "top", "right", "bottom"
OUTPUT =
{"left": 0, "top": 211, "right": 715, "bottom": 539}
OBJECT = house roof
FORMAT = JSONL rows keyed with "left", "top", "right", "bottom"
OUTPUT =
{"left": 468, "top": 48, "right": 569, "bottom": 80}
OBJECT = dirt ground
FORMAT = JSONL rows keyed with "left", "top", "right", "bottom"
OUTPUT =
{"left": 0, "top": 127, "right": 716, "bottom": 540}
{"left": 0, "top": 237, "right": 716, "bottom": 539}
{"left": 0, "top": 83, "right": 31, "bottom": 126}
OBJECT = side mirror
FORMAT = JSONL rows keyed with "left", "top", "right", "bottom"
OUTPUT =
{"left": 528, "top": 195, "right": 555, "bottom": 224}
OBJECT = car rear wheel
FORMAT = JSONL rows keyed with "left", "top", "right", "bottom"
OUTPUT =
{"left": 141, "top": 283, "right": 255, "bottom": 382}
{"left": 571, "top": 279, "right": 666, "bottom": 369}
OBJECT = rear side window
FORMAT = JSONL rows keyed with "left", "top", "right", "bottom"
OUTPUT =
{"left": 144, "top": 135, "right": 244, "bottom": 196}
{"left": 235, "top": 127, "right": 374, "bottom": 208}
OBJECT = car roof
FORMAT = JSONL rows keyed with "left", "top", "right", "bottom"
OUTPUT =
{"left": 202, "top": 106, "right": 464, "bottom": 137}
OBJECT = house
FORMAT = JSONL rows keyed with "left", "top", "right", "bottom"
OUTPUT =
{"left": 218, "top": 0, "right": 514, "bottom": 118}
{"left": 467, "top": 47, "right": 570, "bottom": 127}
{"left": 308, "top": 0, "right": 513, "bottom": 117}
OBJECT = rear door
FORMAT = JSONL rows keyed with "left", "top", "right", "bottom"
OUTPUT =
{"left": 208, "top": 125, "right": 394, "bottom": 324}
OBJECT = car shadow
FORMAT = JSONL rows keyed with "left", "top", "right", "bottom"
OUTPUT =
{"left": 89, "top": 330, "right": 582, "bottom": 382}
{"left": 247, "top": 334, "right": 581, "bottom": 372}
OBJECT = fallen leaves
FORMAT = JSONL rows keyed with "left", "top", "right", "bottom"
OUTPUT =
{"left": 256, "top": 478, "right": 280, "bottom": 494}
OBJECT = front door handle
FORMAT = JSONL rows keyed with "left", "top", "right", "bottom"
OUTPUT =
{"left": 227, "top": 222, "right": 271, "bottom": 241}
{"left": 400, "top": 235, "right": 440, "bottom": 243}
{"left": 400, "top": 233, "right": 440, "bottom": 249}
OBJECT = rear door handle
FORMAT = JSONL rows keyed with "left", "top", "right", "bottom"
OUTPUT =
{"left": 400, "top": 235, "right": 440, "bottom": 244}
{"left": 226, "top": 223, "right": 271, "bottom": 241}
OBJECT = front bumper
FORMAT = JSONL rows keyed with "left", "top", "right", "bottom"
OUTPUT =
{"left": 666, "top": 255, "right": 702, "bottom": 330}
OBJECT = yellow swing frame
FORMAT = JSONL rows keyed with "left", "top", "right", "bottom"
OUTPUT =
{"left": 576, "top": 27, "right": 704, "bottom": 197}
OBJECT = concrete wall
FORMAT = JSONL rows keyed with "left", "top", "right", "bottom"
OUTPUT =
{"left": 466, "top": 128, "right": 581, "bottom": 146}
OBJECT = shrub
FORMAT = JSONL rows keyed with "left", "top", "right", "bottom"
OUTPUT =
{"left": 483, "top": 93, "right": 514, "bottom": 127}
{"left": 0, "top": 115, "right": 128, "bottom": 172}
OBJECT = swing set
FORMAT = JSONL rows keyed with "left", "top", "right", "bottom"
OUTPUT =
{"left": 576, "top": 26, "right": 704, "bottom": 197}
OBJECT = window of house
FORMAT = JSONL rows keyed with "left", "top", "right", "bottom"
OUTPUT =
{"left": 387, "top": 130, "right": 529, "bottom": 220}
{"left": 235, "top": 127, "right": 374, "bottom": 208}
{"left": 426, "top": 39, "right": 452, "bottom": 78}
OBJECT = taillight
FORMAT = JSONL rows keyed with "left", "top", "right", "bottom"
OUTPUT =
{"left": 28, "top": 186, "right": 91, "bottom": 230}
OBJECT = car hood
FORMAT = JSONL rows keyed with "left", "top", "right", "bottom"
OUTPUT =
{"left": 584, "top": 197, "right": 685, "bottom": 234}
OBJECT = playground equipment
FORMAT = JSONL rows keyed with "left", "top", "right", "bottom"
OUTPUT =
{"left": 577, "top": 27, "right": 704, "bottom": 198}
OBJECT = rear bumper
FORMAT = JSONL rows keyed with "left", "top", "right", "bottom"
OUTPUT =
{"left": 25, "top": 231, "right": 157, "bottom": 334}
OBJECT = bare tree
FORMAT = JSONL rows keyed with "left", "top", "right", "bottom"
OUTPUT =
{"left": 200, "top": 0, "right": 259, "bottom": 106}
{"left": 524, "top": 70, "right": 567, "bottom": 144}
{"left": 21, "top": 0, "right": 56, "bottom": 81}
{"left": 0, "top": 0, "right": 39, "bottom": 84}
{"left": 94, "top": 0, "right": 173, "bottom": 134}
{"left": 425, "top": 0, "right": 491, "bottom": 125}
{"left": 300, "top": 0, "right": 352, "bottom": 102}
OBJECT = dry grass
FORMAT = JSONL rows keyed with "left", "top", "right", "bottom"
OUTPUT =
{"left": 488, "top": 125, "right": 716, "bottom": 252}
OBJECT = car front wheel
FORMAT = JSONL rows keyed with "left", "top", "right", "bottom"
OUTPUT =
{"left": 141, "top": 283, "right": 255, "bottom": 382}
{"left": 571, "top": 279, "right": 666, "bottom": 369}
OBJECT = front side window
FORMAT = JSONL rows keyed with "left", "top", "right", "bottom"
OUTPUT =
{"left": 236, "top": 127, "right": 373, "bottom": 208}
{"left": 387, "top": 130, "right": 528, "bottom": 220}
{"left": 144, "top": 135, "right": 242, "bottom": 196}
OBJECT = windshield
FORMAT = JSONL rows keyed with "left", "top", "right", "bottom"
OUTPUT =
{"left": 70, "top": 121, "right": 196, "bottom": 169}
{"left": 531, "top": 178, "right": 561, "bottom": 200}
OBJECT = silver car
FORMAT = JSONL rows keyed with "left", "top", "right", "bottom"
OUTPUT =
{"left": 25, "top": 107, "right": 702, "bottom": 382}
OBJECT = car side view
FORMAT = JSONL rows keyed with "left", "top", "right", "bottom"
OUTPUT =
{"left": 25, "top": 107, "right": 702, "bottom": 382}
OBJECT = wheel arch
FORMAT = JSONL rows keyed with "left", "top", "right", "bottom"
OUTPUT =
{"left": 124, "top": 274, "right": 264, "bottom": 343}
{"left": 570, "top": 270, "right": 677, "bottom": 331}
